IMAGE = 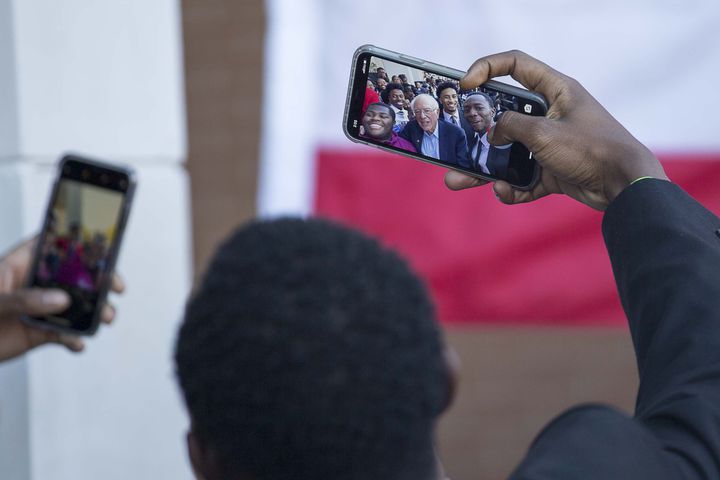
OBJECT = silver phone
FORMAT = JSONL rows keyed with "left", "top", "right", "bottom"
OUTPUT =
{"left": 343, "top": 45, "right": 547, "bottom": 190}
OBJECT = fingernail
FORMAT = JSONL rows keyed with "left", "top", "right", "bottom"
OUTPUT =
{"left": 42, "top": 290, "right": 70, "bottom": 307}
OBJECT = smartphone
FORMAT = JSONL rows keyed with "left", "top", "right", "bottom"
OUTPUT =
{"left": 343, "top": 45, "right": 548, "bottom": 190}
{"left": 24, "top": 154, "right": 136, "bottom": 335}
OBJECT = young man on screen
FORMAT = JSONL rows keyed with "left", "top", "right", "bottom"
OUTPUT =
{"left": 375, "top": 77, "right": 388, "bottom": 94}
{"left": 436, "top": 81, "right": 474, "bottom": 141}
{"left": 462, "top": 92, "right": 512, "bottom": 178}
{"left": 360, "top": 102, "right": 416, "bottom": 153}
{"left": 380, "top": 82, "right": 410, "bottom": 131}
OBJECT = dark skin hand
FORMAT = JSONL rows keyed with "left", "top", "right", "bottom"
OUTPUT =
{"left": 0, "top": 238, "right": 124, "bottom": 362}
{"left": 445, "top": 50, "right": 668, "bottom": 210}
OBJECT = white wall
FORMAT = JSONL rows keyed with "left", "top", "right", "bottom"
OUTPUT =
{"left": 0, "top": 1, "right": 193, "bottom": 478}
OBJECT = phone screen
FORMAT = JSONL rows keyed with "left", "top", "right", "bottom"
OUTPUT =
{"left": 28, "top": 157, "right": 133, "bottom": 333}
{"left": 346, "top": 52, "right": 546, "bottom": 188}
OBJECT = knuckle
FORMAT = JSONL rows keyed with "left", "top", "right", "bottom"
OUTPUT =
{"left": 495, "top": 109, "right": 518, "bottom": 132}
{"left": 497, "top": 111, "right": 542, "bottom": 142}
{"left": 529, "top": 121, "right": 555, "bottom": 153}
{"left": 495, "top": 111, "right": 521, "bottom": 140}
{"left": 559, "top": 75, "right": 584, "bottom": 97}
{"left": 564, "top": 75, "right": 581, "bottom": 89}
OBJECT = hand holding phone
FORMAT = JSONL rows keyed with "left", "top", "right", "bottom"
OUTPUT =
{"left": 344, "top": 45, "right": 548, "bottom": 190}
{"left": 22, "top": 154, "right": 135, "bottom": 336}
{"left": 0, "top": 239, "right": 124, "bottom": 361}
{"left": 445, "top": 50, "right": 668, "bottom": 210}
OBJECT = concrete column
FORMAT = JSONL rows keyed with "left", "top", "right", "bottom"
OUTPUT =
{"left": 0, "top": 1, "right": 193, "bottom": 478}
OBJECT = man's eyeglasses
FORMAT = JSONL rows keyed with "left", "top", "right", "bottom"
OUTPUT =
{"left": 413, "top": 108, "right": 437, "bottom": 117}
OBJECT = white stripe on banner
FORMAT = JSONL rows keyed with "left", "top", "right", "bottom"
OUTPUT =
{"left": 260, "top": 0, "right": 720, "bottom": 216}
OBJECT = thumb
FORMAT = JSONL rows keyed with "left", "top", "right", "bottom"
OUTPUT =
{"left": 0, "top": 289, "right": 71, "bottom": 317}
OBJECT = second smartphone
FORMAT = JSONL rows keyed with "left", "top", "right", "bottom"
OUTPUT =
{"left": 343, "top": 45, "right": 548, "bottom": 190}
{"left": 23, "top": 154, "right": 136, "bottom": 335}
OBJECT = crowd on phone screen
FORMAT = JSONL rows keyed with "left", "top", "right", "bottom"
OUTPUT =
{"left": 362, "top": 67, "right": 519, "bottom": 176}
{"left": 37, "top": 216, "right": 109, "bottom": 292}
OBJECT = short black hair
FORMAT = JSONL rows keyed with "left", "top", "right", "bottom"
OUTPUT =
{"left": 436, "top": 81, "right": 459, "bottom": 99}
{"left": 465, "top": 91, "right": 495, "bottom": 109}
{"left": 380, "top": 82, "right": 405, "bottom": 104}
{"left": 175, "top": 218, "right": 448, "bottom": 480}
{"left": 365, "top": 101, "right": 396, "bottom": 123}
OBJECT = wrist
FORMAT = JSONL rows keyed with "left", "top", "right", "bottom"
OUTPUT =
{"left": 605, "top": 150, "right": 668, "bottom": 205}
{"left": 630, "top": 176, "right": 655, "bottom": 185}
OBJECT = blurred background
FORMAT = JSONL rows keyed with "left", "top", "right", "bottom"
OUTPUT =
{"left": 1, "top": 0, "right": 719, "bottom": 478}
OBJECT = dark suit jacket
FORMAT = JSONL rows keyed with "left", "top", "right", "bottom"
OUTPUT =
{"left": 510, "top": 179, "right": 720, "bottom": 479}
{"left": 467, "top": 132, "right": 512, "bottom": 178}
{"left": 443, "top": 111, "right": 474, "bottom": 143}
{"left": 399, "top": 119, "right": 469, "bottom": 168}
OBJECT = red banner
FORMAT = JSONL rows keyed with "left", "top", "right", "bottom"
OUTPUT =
{"left": 315, "top": 150, "right": 720, "bottom": 325}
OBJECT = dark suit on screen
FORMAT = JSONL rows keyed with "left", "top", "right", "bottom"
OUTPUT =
{"left": 442, "top": 110, "right": 474, "bottom": 145}
{"left": 399, "top": 119, "right": 469, "bottom": 168}
{"left": 509, "top": 179, "right": 720, "bottom": 480}
{"left": 467, "top": 131, "right": 512, "bottom": 178}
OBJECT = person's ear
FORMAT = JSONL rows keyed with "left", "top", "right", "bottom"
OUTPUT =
{"left": 442, "top": 346, "right": 461, "bottom": 413}
{"left": 187, "top": 429, "right": 257, "bottom": 480}
{"left": 187, "top": 430, "right": 206, "bottom": 479}
{"left": 187, "top": 429, "right": 219, "bottom": 480}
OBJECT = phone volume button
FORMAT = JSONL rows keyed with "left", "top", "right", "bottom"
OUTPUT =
{"left": 399, "top": 54, "right": 425, "bottom": 65}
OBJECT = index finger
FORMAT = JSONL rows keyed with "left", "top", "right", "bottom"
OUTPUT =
{"left": 460, "top": 50, "right": 565, "bottom": 104}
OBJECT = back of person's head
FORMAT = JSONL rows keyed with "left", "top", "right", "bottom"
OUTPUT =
{"left": 175, "top": 218, "right": 451, "bottom": 480}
